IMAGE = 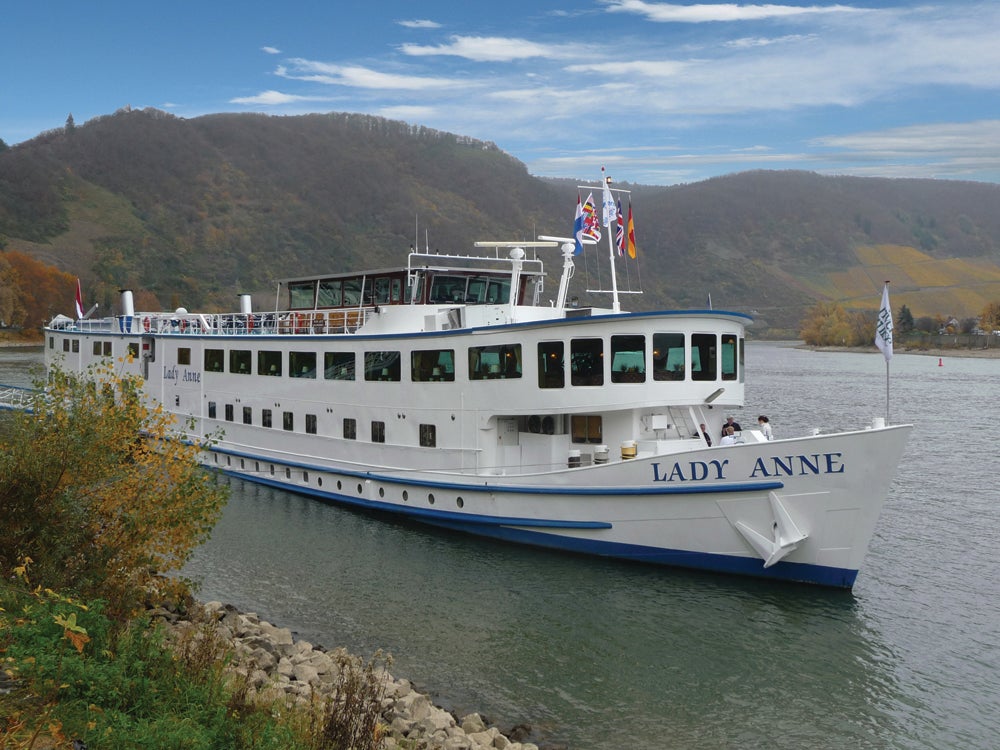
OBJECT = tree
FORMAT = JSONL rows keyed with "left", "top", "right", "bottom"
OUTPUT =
{"left": 65, "top": 112, "right": 76, "bottom": 134}
{"left": 897, "top": 304, "right": 914, "bottom": 335}
{"left": 0, "top": 254, "right": 26, "bottom": 327}
{"left": 0, "top": 361, "right": 228, "bottom": 619}
{"left": 980, "top": 302, "right": 1000, "bottom": 333}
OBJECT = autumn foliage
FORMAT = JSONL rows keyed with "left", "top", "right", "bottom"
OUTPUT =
{"left": 0, "top": 250, "right": 75, "bottom": 329}
{"left": 0, "top": 360, "right": 228, "bottom": 619}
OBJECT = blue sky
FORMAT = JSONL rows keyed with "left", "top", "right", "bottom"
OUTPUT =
{"left": 4, "top": 1, "right": 1000, "bottom": 185}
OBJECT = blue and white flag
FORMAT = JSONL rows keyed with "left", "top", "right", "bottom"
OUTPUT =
{"left": 875, "top": 283, "right": 893, "bottom": 361}
{"left": 572, "top": 193, "right": 585, "bottom": 255}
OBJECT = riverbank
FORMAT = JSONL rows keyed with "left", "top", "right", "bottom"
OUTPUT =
{"left": 798, "top": 343, "right": 1000, "bottom": 359}
{"left": 154, "top": 600, "right": 542, "bottom": 750}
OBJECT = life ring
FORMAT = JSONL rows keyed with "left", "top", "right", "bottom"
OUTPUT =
{"left": 143, "top": 316, "right": 150, "bottom": 332}
{"left": 179, "top": 318, "right": 187, "bottom": 332}
{"left": 246, "top": 313, "right": 254, "bottom": 330}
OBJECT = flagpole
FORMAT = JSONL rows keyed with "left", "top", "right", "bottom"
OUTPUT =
{"left": 875, "top": 281, "right": 893, "bottom": 425}
{"left": 601, "top": 168, "right": 621, "bottom": 312}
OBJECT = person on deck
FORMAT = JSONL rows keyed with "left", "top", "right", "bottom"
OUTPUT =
{"left": 721, "top": 416, "right": 741, "bottom": 438}
{"left": 720, "top": 426, "right": 737, "bottom": 446}
{"left": 700, "top": 423, "right": 712, "bottom": 446}
{"left": 757, "top": 415, "right": 773, "bottom": 441}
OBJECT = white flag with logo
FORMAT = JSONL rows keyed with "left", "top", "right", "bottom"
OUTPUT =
{"left": 875, "top": 283, "right": 893, "bottom": 361}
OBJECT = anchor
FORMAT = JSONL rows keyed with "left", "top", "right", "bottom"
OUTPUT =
{"left": 735, "top": 491, "right": 808, "bottom": 568}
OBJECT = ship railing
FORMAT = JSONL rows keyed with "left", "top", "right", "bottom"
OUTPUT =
{"left": 113, "top": 307, "right": 378, "bottom": 335}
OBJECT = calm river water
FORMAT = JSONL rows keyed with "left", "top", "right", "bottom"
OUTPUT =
{"left": 3, "top": 342, "right": 998, "bottom": 749}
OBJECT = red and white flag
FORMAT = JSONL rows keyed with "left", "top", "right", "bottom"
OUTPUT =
{"left": 74, "top": 278, "right": 85, "bottom": 319}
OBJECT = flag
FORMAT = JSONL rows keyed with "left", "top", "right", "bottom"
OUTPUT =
{"left": 602, "top": 177, "right": 617, "bottom": 227}
{"left": 572, "top": 193, "right": 585, "bottom": 255}
{"left": 626, "top": 200, "right": 636, "bottom": 258}
{"left": 875, "top": 283, "right": 893, "bottom": 361}
{"left": 74, "top": 278, "right": 84, "bottom": 319}
{"left": 582, "top": 192, "right": 601, "bottom": 243}
{"left": 707, "top": 293, "right": 712, "bottom": 310}
{"left": 615, "top": 199, "right": 624, "bottom": 256}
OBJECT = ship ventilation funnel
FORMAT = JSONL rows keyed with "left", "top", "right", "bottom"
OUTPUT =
{"left": 239, "top": 294, "right": 253, "bottom": 314}
{"left": 120, "top": 289, "right": 135, "bottom": 317}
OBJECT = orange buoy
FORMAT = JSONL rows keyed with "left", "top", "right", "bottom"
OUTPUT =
{"left": 938, "top": 358, "right": 943, "bottom": 366}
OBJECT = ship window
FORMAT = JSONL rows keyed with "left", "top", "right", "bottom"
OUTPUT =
{"left": 404, "top": 275, "right": 423, "bottom": 304}
{"left": 49, "top": 336, "right": 54, "bottom": 349}
{"left": 318, "top": 279, "right": 342, "bottom": 307}
{"left": 259, "top": 350, "right": 282, "bottom": 376}
{"left": 739, "top": 338, "right": 745, "bottom": 384}
{"left": 243, "top": 406, "right": 252, "bottom": 424}
{"left": 178, "top": 348, "right": 191, "bottom": 366}
{"left": 391, "top": 277, "right": 402, "bottom": 302}
{"left": 73, "top": 339, "right": 81, "bottom": 353}
{"left": 374, "top": 277, "right": 391, "bottom": 304}
{"left": 411, "top": 349, "right": 455, "bottom": 382}
{"left": 343, "top": 418, "right": 356, "bottom": 440}
{"left": 288, "top": 281, "right": 316, "bottom": 309}
{"left": 537, "top": 341, "right": 564, "bottom": 389}
{"left": 571, "top": 415, "right": 603, "bottom": 444}
{"left": 721, "top": 334, "right": 738, "bottom": 381}
{"left": 306, "top": 414, "right": 317, "bottom": 434}
{"left": 93, "top": 341, "right": 102, "bottom": 355}
{"left": 469, "top": 344, "right": 522, "bottom": 380}
{"left": 570, "top": 338, "right": 604, "bottom": 386}
{"left": 262, "top": 409, "right": 272, "bottom": 428}
{"left": 419, "top": 424, "right": 436, "bottom": 447}
{"left": 342, "top": 277, "right": 362, "bottom": 306}
{"left": 371, "top": 420, "right": 385, "bottom": 443}
{"left": 610, "top": 335, "right": 645, "bottom": 383}
{"left": 691, "top": 334, "right": 717, "bottom": 381}
{"left": 205, "top": 349, "right": 224, "bottom": 372}
{"left": 430, "top": 274, "right": 468, "bottom": 304}
{"left": 325, "top": 351, "right": 355, "bottom": 380}
{"left": 103, "top": 342, "right": 112, "bottom": 356}
{"left": 230, "top": 349, "right": 251, "bottom": 374}
{"left": 653, "top": 333, "right": 686, "bottom": 380}
{"left": 126, "top": 342, "right": 137, "bottom": 358}
{"left": 208, "top": 402, "right": 217, "bottom": 419}
{"left": 365, "top": 351, "right": 401, "bottom": 381}
{"left": 63, "top": 339, "right": 69, "bottom": 352}
{"left": 290, "top": 351, "right": 317, "bottom": 378}
{"left": 224, "top": 404, "right": 234, "bottom": 422}
{"left": 283, "top": 411, "right": 294, "bottom": 431}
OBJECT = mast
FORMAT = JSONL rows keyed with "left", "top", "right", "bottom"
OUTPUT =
{"left": 601, "top": 167, "right": 622, "bottom": 313}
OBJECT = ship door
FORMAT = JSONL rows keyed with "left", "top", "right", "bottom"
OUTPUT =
{"left": 141, "top": 336, "right": 155, "bottom": 379}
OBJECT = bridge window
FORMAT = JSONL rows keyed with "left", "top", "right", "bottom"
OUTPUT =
{"left": 318, "top": 279, "right": 342, "bottom": 307}
{"left": 373, "top": 277, "right": 391, "bottom": 304}
{"left": 611, "top": 335, "right": 645, "bottom": 383}
{"left": 653, "top": 333, "right": 685, "bottom": 380}
{"left": 290, "top": 351, "right": 316, "bottom": 378}
{"left": 342, "top": 278, "right": 363, "bottom": 306}
{"left": 412, "top": 349, "right": 455, "bottom": 382}
{"left": 691, "top": 333, "right": 717, "bottom": 381}
{"left": 469, "top": 344, "right": 522, "bottom": 380}
{"left": 538, "top": 341, "right": 564, "bottom": 389}
{"left": 571, "top": 338, "right": 604, "bottom": 386}
{"left": 721, "top": 334, "right": 738, "bottom": 381}
{"left": 288, "top": 281, "right": 316, "bottom": 309}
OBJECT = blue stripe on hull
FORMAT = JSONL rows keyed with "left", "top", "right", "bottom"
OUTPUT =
{"left": 224, "top": 470, "right": 859, "bottom": 589}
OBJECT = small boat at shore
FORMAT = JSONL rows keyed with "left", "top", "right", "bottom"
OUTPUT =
{"left": 42, "top": 176, "right": 911, "bottom": 588}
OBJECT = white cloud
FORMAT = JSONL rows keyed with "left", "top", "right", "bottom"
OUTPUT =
{"left": 602, "top": 1, "right": 869, "bottom": 23}
{"left": 565, "top": 59, "right": 689, "bottom": 77}
{"left": 278, "top": 59, "right": 465, "bottom": 91}
{"left": 400, "top": 35, "right": 574, "bottom": 62}
{"left": 262, "top": 46, "right": 281, "bottom": 55}
{"left": 230, "top": 90, "right": 328, "bottom": 105}
{"left": 398, "top": 19, "right": 441, "bottom": 29}
{"left": 378, "top": 105, "right": 437, "bottom": 120}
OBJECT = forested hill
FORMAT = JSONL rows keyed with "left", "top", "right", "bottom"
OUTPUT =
{"left": 2, "top": 107, "right": 1000, "bottom": 335}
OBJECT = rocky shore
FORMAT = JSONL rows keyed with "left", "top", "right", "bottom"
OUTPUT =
{"left": 152, "top": 600, "right": 543, "bottom": 750}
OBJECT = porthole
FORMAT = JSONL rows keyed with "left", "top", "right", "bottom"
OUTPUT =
{"left": 285, "top": 468, "right": 291, "bottom": 479}
{"left": 318, "top": 477, "right": 323, "bottom": 487}
{"left": 357, "top": 483, "right": 363, "bottom": 495}
{"left": 456, "top": 496, "right": 464, "bottom": 509}
{"left": 226, "top": 456, "right": 231, "bottom": 466}
{"left": 378, "top": 487, "right": 385, "bottom": 498}
{"left": 240, "top": 458, "right": 245, "bottom": 469}
{"left": 337, "top": 480, "right": 342, "bottom": 490}
{"left": 270, "top": 465, "right": 275, "bottom": 475}
{"left": 255, "top": 462, "right": 260, "bottom": 472}
{"left": 428, "top": 493, "right": 435, "bottom": 505}
{"left": 303, "top": 471, "right": 309, "bottom": 483}
{"left": 402, "top": 490, "right": 409, "bottom": 502}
